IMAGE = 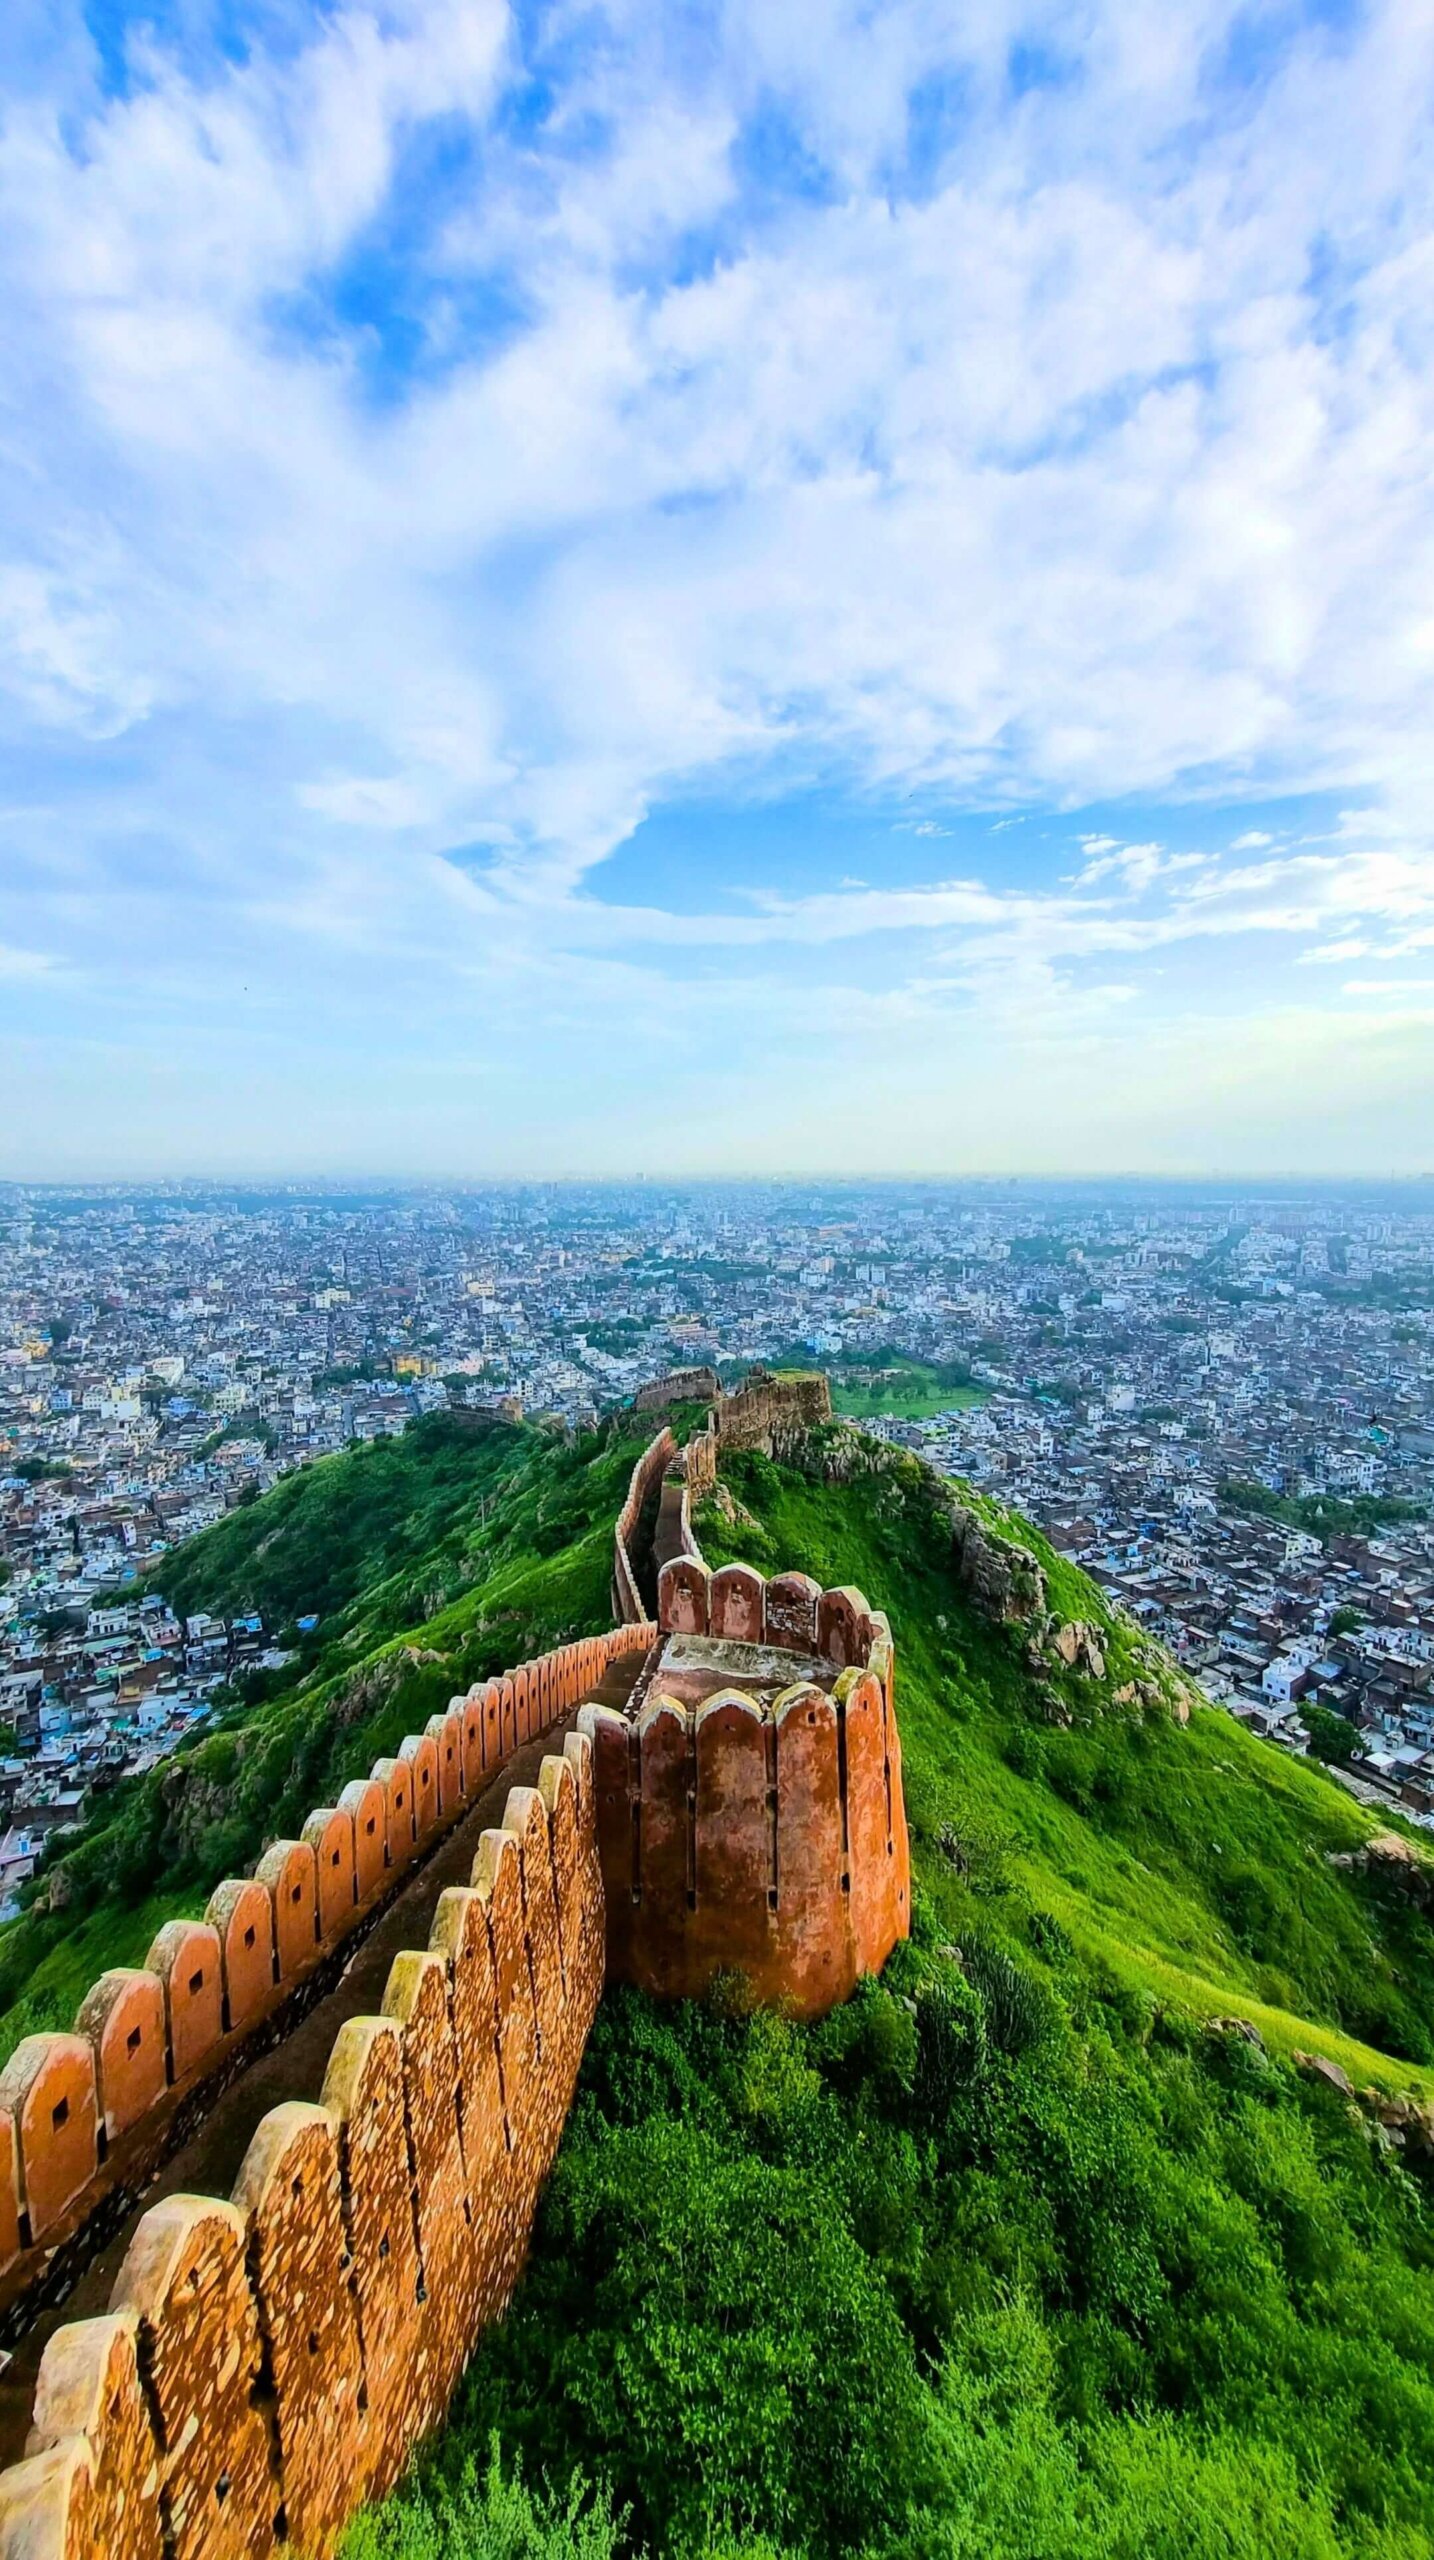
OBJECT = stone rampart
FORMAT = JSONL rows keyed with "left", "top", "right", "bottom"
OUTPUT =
{"left": 682, "top": 1424, "right": 718, "bottom": 1502}
{"left": 713, "top": 1367, "right": 832, "bottom": 1454}
{"left": 611, "top": 1426, "right": 677, "bottom": 1623}
{"left": 0, "top": 1437, "right": 913, "bottom": 2557}
{"left": 0, "top": 1624, "right": 650, "bottom": 2310}
{"left": 578, "top": 1561, "right": 907, "bottom": 2017}
{"left": 0, "top": 1735, "right": 605, "bottom": 2560}
{"left": 634, "top": 1366, "right": 720, "bottom": 1413}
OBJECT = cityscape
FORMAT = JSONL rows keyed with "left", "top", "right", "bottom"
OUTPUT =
{"left": 2, "top": 1177, "right": 1431, "bottom": 1913}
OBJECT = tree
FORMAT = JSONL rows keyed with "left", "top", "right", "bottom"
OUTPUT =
{"left": 1304, "top": 1705, "right": 1360, "bottom": 1769}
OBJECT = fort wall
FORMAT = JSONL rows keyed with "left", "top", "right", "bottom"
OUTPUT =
{"left": 634, "top": 1366, "right": 720, "bottom": 1413}
{"left": 579, "top": 1559, "right": 907, "bottom": 2017}
{"left": 611, "top": 1426, "right": 677, "bottom": 1623}
{"left": 0, "top": 1735, "right": 605, "bottom": 2560}
{"left": 0, "top": 1623, "right": 651, "bottom": 2305}
{"left": 632, "top": 1365, "right": 831, "bottom": 1460}
{"left": 682, "top": 1423, "right": 718, "bottom": 1503}
{"left": 0, "top": 1425, "right": 912, "bottom": 2558}
{"left": 714, "top": 1366, "right": 832, "bottom": 1453}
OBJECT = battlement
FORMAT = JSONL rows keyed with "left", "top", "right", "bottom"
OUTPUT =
{"left": 630, "top": 1364, "right": 832, "bottom": 1459}
{"left": 578, "top": 1557, "right": 908, "bottom": 2016}
{"left": 0, "top": 1623, "right": 650, "bottom": 2308}
{"left": 0, "top": 1736, "right": 604, "bottom": 2560}
{"left": 0, "top": 1426, "right": 910, "bottom": 2557}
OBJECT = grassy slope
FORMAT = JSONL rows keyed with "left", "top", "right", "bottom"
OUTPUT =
{"left": 17, "top": 1414, "right": 1434, "bottom": 2556}
{"left": 697, "top": 1442, "right": 1434, "bottom": 2091}
{"left": 353, "top": 1426, "right": 1434, "bottom": 2560}
{"left": 0, "top": 1415, "right": 653, "bottom": 2062}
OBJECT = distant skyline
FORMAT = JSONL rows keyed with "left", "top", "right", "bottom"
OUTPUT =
{"left": 4, "top": 0, "right": 1434, "bottom": 1175}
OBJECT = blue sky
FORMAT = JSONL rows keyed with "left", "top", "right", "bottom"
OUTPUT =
{"left": 2, "top": 0, "right": 1433, "bottom": 1175}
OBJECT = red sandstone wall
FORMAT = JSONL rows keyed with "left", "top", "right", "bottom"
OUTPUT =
{"left": 587, "top": 1567, "right": 908, "bottom": 2017}
{"left": 0, "top": 1736, "right": 606, "bottom": 2560}
{"left": 0, "top": 1623, "right": 651, "bottom": 2297}
{"left": 611, "top": 1427, "right": 676, "bottom": 1623}
{"left": 682, "top": 1425, "right": 718, "bottom": 1503}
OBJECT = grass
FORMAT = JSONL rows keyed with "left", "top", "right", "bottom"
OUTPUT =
{"left": 21, "top": 1406, "right": 1434, "bottom": 2559}
{"left": 0, "top": 1414, "right": 657, "bottom": 2064}
{"left": 828, "top": 1353, "right": 987, "bottom": 1422}
{"left": 693, "top": 1435, "right": 1434, "bottom": 2083}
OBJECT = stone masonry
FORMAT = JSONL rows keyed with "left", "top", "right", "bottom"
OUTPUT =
{"left": 0, "top": 1427, "right": 908, "bottom": 2559}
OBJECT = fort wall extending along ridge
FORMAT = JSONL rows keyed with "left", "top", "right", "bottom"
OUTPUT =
{"left": 0, "top": 1427, "right": 911, "bottom": 2559}
{"left": 582, "top": 1554, "right": 909, "bottom": 2017}
{"left": 0, "top": 1732, "right": 605, "bottom": 2560}
{"left": 0, "top": 1624, "right": 651, "bottom": 2302}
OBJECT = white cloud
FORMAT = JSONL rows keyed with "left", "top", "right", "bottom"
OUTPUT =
{"left": 3, "top": 0, "right": 1434, "bottom": 1165}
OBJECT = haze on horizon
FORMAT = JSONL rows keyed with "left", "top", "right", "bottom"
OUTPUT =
{"left": 2, "top": 0, "right": 1433, "bottom": 1180}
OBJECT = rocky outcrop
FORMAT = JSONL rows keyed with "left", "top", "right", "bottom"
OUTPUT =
{"left": 1050, "top": 1619, "right": 1107, "bottom": 1679}
{"left": 1328, "top": 1831, "right": 1434, "bottom": 1910}
{"left": 1361, "top": 2088, "right": 1434, "bottom": 2154}
{"left": 949, "top": 1499, "right": 1049, "bottom": 1627}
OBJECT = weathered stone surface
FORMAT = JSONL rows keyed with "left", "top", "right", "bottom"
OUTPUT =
{"left": 817, "top": 1585, "right": 870, "bottom": 1670}
{"left": 110, "top": 2194, "right": 279, "bottom": 2560}
{"left": 0, "top": 2036, "right": 99, "bottom": 2245}
{"left": 302, "top": 1809, "right": 357, "bottom": 1943}
{"left": 949, "top": 1500, "right": 1050, "bottom": 1626}
{"left": 1051, "top": 1620, "right": 1107, "bottom": 1679}
{"left": 0, "top": 2440, "right": 96, "bottom": 2560}
{"left": 320, "top": 2019, "right": 423, "bottom": 2504}
{"left": 764, "top": 1572, "right": 821, "bottom": 1652}
{"left": 0, "top": 2109, "right": 20, "bottom": 2274}
{"left": 27, "top": 2309, "right": 162, "bottom": 2560}
{"left": 144, "top": 1922, "right": 224, "bottom": 2085}
{"left": 710, "top": 1564, "right": 765, "bottom": 1646}
{"left": 658, "top": 1556, "right": 710, "bottom": 1637}
{"left": 75, "top": 1972, "right": 168, "bottom": 2143}
{"left": 337, "top": 1779, "right": 388, "bottom": 1905}
{"left": 205, "top": 1881, "right": 276, "bottom": 2037}
{"left": 381, "top": 1950, "right": 468, "bottom": 2431}
{"left": 1293, "top": 2050, "right": 1355, "bottom": 2097}
{"left": 232, "top": 2104, "right": 363, "bottom": 2560}
{"left": 255, "top": 1840, "right": 319, "bottom": 1985}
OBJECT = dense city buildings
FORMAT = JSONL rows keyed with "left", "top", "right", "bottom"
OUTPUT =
{"left": 1, "top": 1178, "right": 1432, "bottom": 1903}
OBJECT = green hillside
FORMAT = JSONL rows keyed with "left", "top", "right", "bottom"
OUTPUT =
{"left": 0, "top": 1413, "right": 649, "bottom": 2060}
{"left": 12, "top": 1412, "right": 1434, "bottom": 2558}
{"left": 347, "top": 1424, "right": 1434, "bottom": 2560}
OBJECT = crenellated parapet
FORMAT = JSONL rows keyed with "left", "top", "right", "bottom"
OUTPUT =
{"left": 0, "top": 1623, "right": 651, "bottom": 2311}
{"left": 0, "top": 1427, "right": 911, "bottom": 2557}
{"left": 0, "top": 1735, "right": 605, "bottom": 2560}
{"left": 578, "top": 1556, "right": 908, "bottom": 2017}
{"left": 611, "top": 1427, "right": 677, "bottom": 1623}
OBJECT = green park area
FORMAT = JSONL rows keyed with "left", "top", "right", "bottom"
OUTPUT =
{"left": 830, "top": 1354, "right": 987, "bottom": 1421}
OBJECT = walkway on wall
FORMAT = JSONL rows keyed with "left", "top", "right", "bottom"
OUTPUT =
{"left": 0, "top": 1700, "right": 601, "bottom": 2470}
{"left": 652, "top": 1476, "right": 689, "bottom": 1579}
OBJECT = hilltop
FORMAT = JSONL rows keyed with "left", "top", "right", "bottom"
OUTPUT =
{"left": 7, "top": 1411, "right": 1434, "bottom": 2556}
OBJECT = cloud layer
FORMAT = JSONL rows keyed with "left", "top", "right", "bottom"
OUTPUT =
{"left": 2, "top": 0, "right": 1433, "bottom": 1172}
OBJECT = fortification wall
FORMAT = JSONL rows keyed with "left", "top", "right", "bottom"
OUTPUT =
{"left": 0, "top": 1735, "right": 606, "bottom": 2560}
{"left": 0, "top": 1435, "right": 913, "bottom": 2558}
{"left": 611, "top": 1427, "right": 677, "bottom": 1623}
{"left": 0, "top": 1624, "right": 651, "bottom": 2310}
{"left": 634, "top": 1366, "right": 720, "bottom": 1413}
{"left": 579, "top": 1561, "right": 908, "bottom": 2018}
{"left": 714, "top": 1368, "right": 832, "bottom": 1454}
{"left": 682, "top": 1424, "right": 718, "bottom": 1503}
